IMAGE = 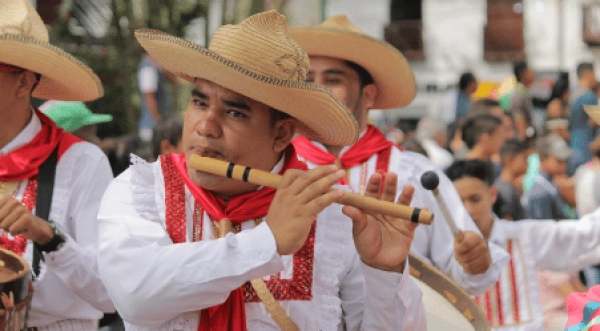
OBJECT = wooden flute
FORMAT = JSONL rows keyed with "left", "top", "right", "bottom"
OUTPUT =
{"left": 188, "top": 155, "right": 434, "bottom": 225}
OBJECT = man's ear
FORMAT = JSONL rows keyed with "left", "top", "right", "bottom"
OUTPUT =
{"left": 361, "top": 83, "right": 378, "bottom": 110}
{"left": 273, "top": 118, "right": 297, "bottom": 154}
{"left": 16, "top": 71, "right": 38, "bottom": 98}
{"left": 489, "top": 185, "right": 498, "bottom": 205}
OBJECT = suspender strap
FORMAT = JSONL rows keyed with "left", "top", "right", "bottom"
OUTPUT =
{"left": 32, "top": 146, "right": 58, "bottom": 278}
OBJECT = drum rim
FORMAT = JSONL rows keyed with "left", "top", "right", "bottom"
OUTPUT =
{"left": 409, "top": 253, "right": 491, "bottom": 331}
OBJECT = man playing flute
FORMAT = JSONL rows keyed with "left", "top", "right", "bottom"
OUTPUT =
{"left": 97, "top": 10, "right": 426, "bottom": 331}
{"left": 290, "top": 15, "right": 509, "bottom": 295}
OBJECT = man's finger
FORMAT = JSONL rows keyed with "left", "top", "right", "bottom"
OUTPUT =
{"left": 297, "top": 169, "right": 345, "bottom": 205}
{"left": 305, "top": 189, "right": 345, "bottom": 218}
{"left": 396, "top": 184, "right": 415, "bottom": 206}
{"left": 363, "top": 173, "right": 382, "bottom": 199}
{"left": 286, "top": 165, "right": 339, "bottom": 196}
{"left": 380, "top": 172, "right": 398, "bottom": 202}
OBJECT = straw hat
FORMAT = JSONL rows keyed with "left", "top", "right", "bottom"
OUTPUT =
{"left": 584, "top": 105, "right": 600, "bottom": 125}
{"left": 134, "top": 11, "right": 358, "bottom": 146}
{"left": 289, "top": 15, "right": 416, "bottom": 110}
{"left": 0, "top": 0, "right": 102, "bottom": 101}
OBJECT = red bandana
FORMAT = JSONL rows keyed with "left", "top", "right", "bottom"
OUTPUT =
{"left": 292, "top": 125, "right": 398, "bottom": 186}
{"left": 293, "top": 125, "right": 395, "bottom": 169}
{"left": 168, "top": 146, "right": 307, "bottom": 331}
{"left": 0, "top": 109, "right": 82, "bottom": 182}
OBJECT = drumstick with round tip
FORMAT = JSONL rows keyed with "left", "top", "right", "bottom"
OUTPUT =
{"left": 420, "top": 171, "right": 464, "bottom": 241}
{"left": 188, "top": 155, "right": 434, "bottom": 225}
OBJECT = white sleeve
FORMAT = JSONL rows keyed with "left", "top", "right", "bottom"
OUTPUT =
{"left": 528, "top": 208, "right": 600, "bottom": 271}
{"left": 406, "top": 155, "right": 510, "bottom": 296}
{"left": 139, "top": 66, "right": 159, "bottom": 93}
{"left": 97, "top": 167, "right": 284, "bottom": 327}
{"left": 340, "top": 256, "right": 426, "bottom": 330}
{"left": 43, "top": 143, "right": 116, "bottom": 313}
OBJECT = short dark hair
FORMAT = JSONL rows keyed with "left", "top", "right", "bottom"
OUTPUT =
{"left": 577, "top": 62, "right": 594, "bottom": 78}
{"left": 470, "top": 99, "right": 502, "bottom": 115}
{"left": 152, "top": 115, "right": 184, "bottom": 158}
{"left": 344, "top": 60, "right": 374, "bottom": 88}
{"left": 500, "top": 139, "right": 528, "bottom": 163}
{"left": 269, "top": 107, "right": 291, "bottom": 128}
{"left": 445, "top": 159, "right": 495, "bottom": 186}
{"left": 513, "top": 61, "right": 528, "bottom": 82}
{"left": 458, "top": 72, "right": 476, "bottom": 91}
{"left": 401, "top": 137, "right": 428, "bottom": 157}
{"left": 549, "top": 76, "right": 570, "bottom": 101}
{"left": 461, "top": 114, "right": 503, "bottom": 149}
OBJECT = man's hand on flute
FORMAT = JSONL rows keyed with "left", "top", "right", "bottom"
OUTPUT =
{"left": 267, "top": 165, "right": 346, "bottom": 256}
{"left": 342, "top": 172, "right": 419, "bottom": 274}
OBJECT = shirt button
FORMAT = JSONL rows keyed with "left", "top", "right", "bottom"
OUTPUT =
{"left": 260, "top": 253, "right": 268, "bottom": 261}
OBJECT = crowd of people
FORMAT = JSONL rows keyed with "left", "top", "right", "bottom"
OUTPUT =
{"left": 4, "top": 0, "right": 600, "bottom": 330}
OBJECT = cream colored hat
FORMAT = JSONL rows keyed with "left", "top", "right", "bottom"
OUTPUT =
{"left": 289, "top": 15, "right": 416, "bottom": 110}
{"left": 584, "top": 105, "right": 600, "bottom": 125}
{"left": 135, "top": 11, "right": 358, "bottom": 146}
{"left": 0, "top": 0, "right": 102, "bottom": 101}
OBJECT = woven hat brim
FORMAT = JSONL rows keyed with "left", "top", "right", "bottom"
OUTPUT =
{"left": 584, "top": 105, "right": 600, "bottom": 125}
{"left": 135, "top": 29, "right": 359, "bottom": 146}
{"left": 289, "top": 27, "right": 416, "bottom": 110}
{"left": 0, "top": 35, "right": 103, "bottom": 101}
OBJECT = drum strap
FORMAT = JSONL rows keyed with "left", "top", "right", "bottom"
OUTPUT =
{"left": 32, "top": 146, "right": 58, "bottom": 278}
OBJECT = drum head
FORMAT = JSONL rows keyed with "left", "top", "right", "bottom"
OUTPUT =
{"left": 409, "top": 253, "right": 490, "bottom": 331}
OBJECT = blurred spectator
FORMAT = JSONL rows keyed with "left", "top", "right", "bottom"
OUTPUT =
{"left": 42, "top": 101, "right": 117, "bottom": 156}
{"left": 137, "top": 53, "right": 174, "bottom": 143}
{"left": 436, "top": 72, "right": 478, "bottom": 125}
{"left": 508, "top": 61, "right": 536, "bottom": 141}
{"left": 569, "top": 62, "right": 598, "bottom": 163}
{"left": 522, "top": 134, "right": 575, "bottom": 220}
{"left": 448, "top": 117, "right": 468, "bottom": 158}
{"left": 470, "top": 98, "right": 515, "bottom": 141}
{"left": 400, "top": 137, "right": 428, "bottom": 157}
{"left": 462, "top": 114, "right": 505, "bottom": 162}
{"left": 575, "top": 135, "right": 600, "bottom": 217}
{"left": 546, "top": 76, "right": 570, "bottom": 120}
{"left": 495, "top": 139, "right": 529, "bottom": 220}
{"left": 151, "top": 114, "right": 184, "bottom": 160}
{"left": 415, "top": 117, "right": 453, "bottom": 169}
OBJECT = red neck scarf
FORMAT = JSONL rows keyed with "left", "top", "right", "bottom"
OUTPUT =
{"left": 168, "top": 146, "right": 307, "bottom": 331}
{"left": 292, "top": 125, "right": 394, "bottom": 169}
{"left": 0, "top": 109, "right": 81, "bottom": 182}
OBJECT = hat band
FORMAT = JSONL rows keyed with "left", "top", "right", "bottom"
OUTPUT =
{"left": 0, "top": 63, "right": 25, "bottom": 73}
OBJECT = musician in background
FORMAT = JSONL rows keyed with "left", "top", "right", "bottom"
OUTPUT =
{"left": 0, "top": 0, "right": 115, "bottom": 329}
{"left": 446, "top": 159, "right": 600, "bottom": 330}
{"left": 97, "top": 11, "right": 426, "bottom": 330}
{"left": 289, "top": 15, "right": 509, "bottom": 296}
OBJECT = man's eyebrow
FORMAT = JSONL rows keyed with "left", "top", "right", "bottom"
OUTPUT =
{"left": 191, "top": 89, "right": 208, "bottom": 99}
{"left": 223, "top": 99, "right": 251, "bottom": 111}
{"left": 323, "top": 69, "right": 347, "bottom": 76}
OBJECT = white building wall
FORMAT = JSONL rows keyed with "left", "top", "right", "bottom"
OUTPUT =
{"left": 324, "top": 0, "right": 600, "bottom": 120}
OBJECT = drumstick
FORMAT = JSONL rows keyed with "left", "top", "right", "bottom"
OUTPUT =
{"left": 420, "top": 171, "right": 464, "bottom": 241}
{"left": 188, "top": 155, "right": 434, "bottom": 225}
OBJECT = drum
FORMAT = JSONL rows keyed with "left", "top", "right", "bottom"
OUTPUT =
{"left": 409, "top": 253, "right": 490, "bottom": 331}
{"left": 0, "top": 249, "right": 33, "bottom": 331}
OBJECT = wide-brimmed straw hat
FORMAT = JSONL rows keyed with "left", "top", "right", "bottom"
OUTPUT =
{"left": 584, "top": 105, "right": 600, "bottom": 125}
{"left": 134, "top": 11, "right": 358, "bottom": 146}
{"left": 0, "top": 0, "right": 102, "bottom": 101}
{"left": 289, "top": 15, "right": 416, "bottom": 110}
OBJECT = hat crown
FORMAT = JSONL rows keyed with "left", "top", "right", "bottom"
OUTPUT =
{"left": 320, "top": 15, "right": 366, "bottom": 36}
{"left": 0, "top": 0, "right": 49, "bottom": 42}
{"left": 208, "top": 10, "right": 309, "bottom": 81}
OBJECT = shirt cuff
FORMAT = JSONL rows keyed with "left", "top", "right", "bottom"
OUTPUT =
{"left": 361, "top": 259, "right": 406, "bottom": 300}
